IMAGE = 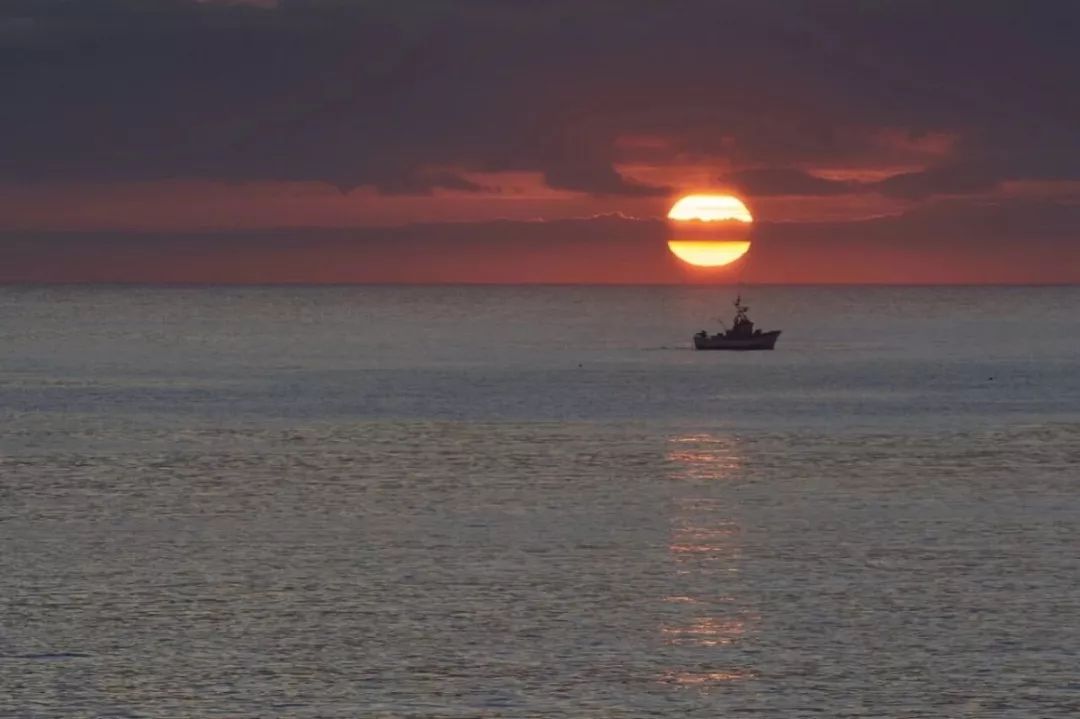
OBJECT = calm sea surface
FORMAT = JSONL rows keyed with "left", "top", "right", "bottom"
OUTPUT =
{"left": 1, "top": 285, "right": 1078, "bottom": 718}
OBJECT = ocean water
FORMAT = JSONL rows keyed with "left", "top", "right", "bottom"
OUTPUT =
{"left": 1, "top": 285, "right": 1078, "bottom": 718}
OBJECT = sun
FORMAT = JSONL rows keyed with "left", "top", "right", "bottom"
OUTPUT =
{"left": 666, "top": 194, "right": 754, "bottom": 267}
{"left": 667, "top": 241, "right": 751, "bottom": 268}
{"left": 667, "top": 194, "right": 753, "bottom": 223}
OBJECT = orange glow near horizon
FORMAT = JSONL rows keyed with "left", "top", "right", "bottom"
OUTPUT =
{"left": 667, "top": 194, "right": 754, "bottom": 223}
{"left": 667, "top": 240, "right": 751, "bottom": 267}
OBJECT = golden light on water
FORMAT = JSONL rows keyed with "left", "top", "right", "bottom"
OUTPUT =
{"left": 660, "top": 670, "right": 756, "bottom": 685}
{"left": 667, "top": 194, "right": 753, "bottom": 223}
{"left": 661, "top": 617, "right": 746, "bottom": 646}
{"left": 658, "top": 434, "right": 757, "bottom": 690}
{"left": 666, "top": 434, "right": 744, "bottom": 479}
{"left": 666, "top": 240, "right": 751, "bottom": 268}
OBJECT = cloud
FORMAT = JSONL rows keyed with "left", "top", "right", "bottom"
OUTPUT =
{"left": 724, "top": 162, "right": 1061, "bottom": 201}
{"left": 4, "top": 199, "right": 1079, "bottom": 284}
{"left": 720, "top": 163, "right": 1003, "bottom": 201}
{"left": 543, "top": 164, "right": 669, "bottom": 197}
{"left": 719, "top": 168, "right": 855, "bottom": 197}
{"left": 1, "top": 0, "right": 1079, "bottom": 199}
{"left": 197, "top": 0, "right": 278, "bottom": 7}
{"left": 871, "top": 165, "right": 1001, "bottom": 199}
{"left": 371, "top": 170, "right": 491, "bottom": 196}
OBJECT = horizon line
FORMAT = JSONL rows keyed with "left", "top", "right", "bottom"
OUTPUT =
{"left": 2, "top": 281, "right": 1078, "bottom": 289}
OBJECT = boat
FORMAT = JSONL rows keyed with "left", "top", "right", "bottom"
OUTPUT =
{"left": 693, "top": 296, "right": 781, "bottom": 350}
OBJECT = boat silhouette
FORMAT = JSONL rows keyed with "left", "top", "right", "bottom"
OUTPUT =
{"left": 693, "top": 296, "right": 781, "bottom": 350}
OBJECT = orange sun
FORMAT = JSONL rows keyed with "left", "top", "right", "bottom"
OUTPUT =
{"left": 666, "top": 194, "right": 754, "bottom": 267}
{"left": 667, "top": 240, "right": 752, "bottom": 267}
{"left": 667, "top": 194, "right": 753, "bottom": 223}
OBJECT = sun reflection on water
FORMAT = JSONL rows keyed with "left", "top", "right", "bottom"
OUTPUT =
{"left": 666, "top": 434, "right": 742, "bottom": 481}
{"left": 658, "top": 433, "right": 757, "bottom": 690}
{"left": 660, "top": 669, "right": 758, "bottom": 685}
{"left": 661, "top": 616, "right": 747, "bottom": 646}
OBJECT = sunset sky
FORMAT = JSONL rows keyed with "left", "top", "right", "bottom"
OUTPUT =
{"left": 3, "top": 0, "right": 1079, "bottom": 283}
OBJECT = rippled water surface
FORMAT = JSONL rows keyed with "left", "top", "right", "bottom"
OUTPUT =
{"left": 1, "top": 286, "right": 1078, "bottom": 717}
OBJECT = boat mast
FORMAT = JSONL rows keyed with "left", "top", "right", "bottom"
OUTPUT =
{"left": 733, "top": 294, "right": 750, "bottom": 324}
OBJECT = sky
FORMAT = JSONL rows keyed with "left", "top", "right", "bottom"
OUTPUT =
{"left": 2, "top": 0, "right": 1079, "bottom": 283}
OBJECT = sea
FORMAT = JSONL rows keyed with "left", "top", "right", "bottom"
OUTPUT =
{"left": 1, "top": 285, "right": 1078, "bottom": 718}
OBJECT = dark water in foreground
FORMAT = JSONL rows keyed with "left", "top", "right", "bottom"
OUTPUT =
{"left": 1, "top": 285, "right": 1078, "bottom": 718}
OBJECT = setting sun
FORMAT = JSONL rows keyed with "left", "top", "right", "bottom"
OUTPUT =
{"left": 667, "top": 194, "right": 754, "bottom": 223}
{"left": 667, "top": 240, "right": 751, "bottom": 267}
{"left": 667, "top": 194, "right": 753, "bottom": 267}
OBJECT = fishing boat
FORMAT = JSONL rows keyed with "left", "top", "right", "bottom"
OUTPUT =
{"left": 693, "top": 296, "right": 781, "bottom": 350}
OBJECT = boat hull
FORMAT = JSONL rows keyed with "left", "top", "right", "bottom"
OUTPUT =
{"left": 693, "top": 330, "right": 781, "bottom": 351}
